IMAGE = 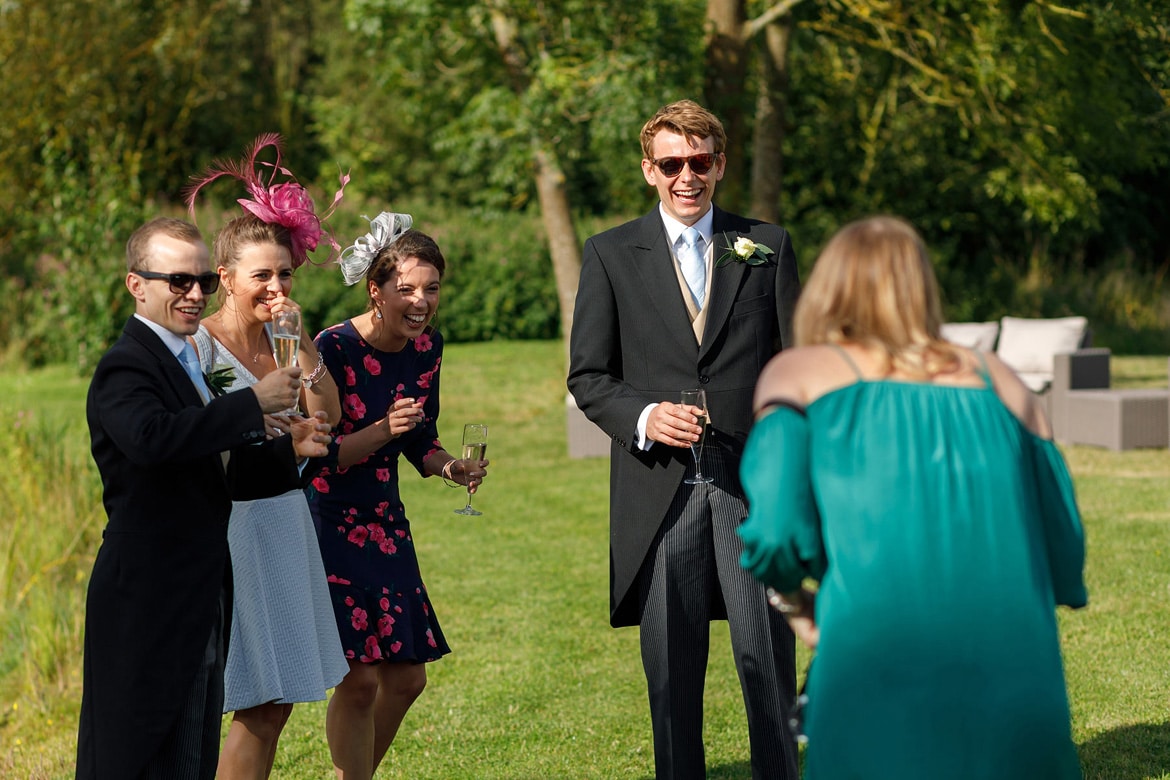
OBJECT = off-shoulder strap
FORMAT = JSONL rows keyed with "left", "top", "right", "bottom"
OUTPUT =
{"left": 973, "top": 349, "right": 994, "bottom": 390}
{"left": 829, "top": 343, "right": 864, "bottom": 379}
{"left": 758, "top": 398, "right": 807, "bottom": 417}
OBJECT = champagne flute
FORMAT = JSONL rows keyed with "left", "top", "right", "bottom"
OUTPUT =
{"left": 454, "top": 423, "right": 488, "bottom": 516}
{"left": 680, "top": 389, "right": 713, "bottom": 485}
{"left": 271, "top": 309, "right": 301, "bottom": 415}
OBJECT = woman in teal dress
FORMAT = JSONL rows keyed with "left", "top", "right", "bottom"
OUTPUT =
{"left": 737, "top": 216, "right": 1087, "bottom": 779}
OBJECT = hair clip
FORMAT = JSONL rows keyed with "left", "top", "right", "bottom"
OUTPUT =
{"left": 338, "top": 211, "right": 413, "bottom": 286}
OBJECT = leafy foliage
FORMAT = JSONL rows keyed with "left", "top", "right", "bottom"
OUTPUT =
{"left": 291, "top": 204, "right": 561, "bottom": 342}
{"left": 1, "top": 0, "right": 1169, "bottom": 365}
{"left": 314, "top": 0, "right": 701, "bottom": 214}
{"left": 780, "top": 0, "right": 1170, "bottom": 281}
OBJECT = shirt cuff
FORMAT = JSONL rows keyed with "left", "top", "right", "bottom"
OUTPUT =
{"left": 636, "top": 403, "right": 658, "bottom": 451}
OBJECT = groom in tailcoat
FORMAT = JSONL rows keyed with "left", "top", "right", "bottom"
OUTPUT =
{"left": 568, "top": 100, "right": 801, "bottom": 779}
{"left": 76, "top": 217, "right": 330, "bottom": 779}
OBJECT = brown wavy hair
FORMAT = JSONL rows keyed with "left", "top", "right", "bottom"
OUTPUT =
{"left": 365, "top": 230, "right": 447, "bottom": 312}
{"left": 639, "top": 99, "right": 727, "bottom": 159}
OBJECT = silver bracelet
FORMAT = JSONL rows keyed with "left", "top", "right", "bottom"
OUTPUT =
{"left": 301, "top": 353, "right": 326, "bottom": 388}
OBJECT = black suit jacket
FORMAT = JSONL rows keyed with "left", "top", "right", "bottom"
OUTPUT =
{"left": 568, "top": 206, "right": 800, "bottom": 627}
{"left": 76, "top": 316, "right": 302, "bottom": 779}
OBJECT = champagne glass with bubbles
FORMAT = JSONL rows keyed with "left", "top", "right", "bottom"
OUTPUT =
{"left": 454, "top": 423, "right": 488, "bottom": 516}
{"left": 271, "top": 309, "right": 301, "bottom": 415}
{"left": 680, "top": 389, "right": 713, "bottom": 485}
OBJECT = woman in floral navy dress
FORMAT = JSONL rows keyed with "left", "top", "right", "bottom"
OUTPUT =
{"left": 308, "top": 213, "right": 488, "bottom": 780}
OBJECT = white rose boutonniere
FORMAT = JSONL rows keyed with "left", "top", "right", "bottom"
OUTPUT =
{"left": 205, "top": 364, "right": 237, "bottom": 397}
{"left": 716, "top": 233, "right": 775, "bottom": 268}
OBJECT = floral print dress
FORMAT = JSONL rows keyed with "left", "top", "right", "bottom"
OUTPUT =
{"left": 307, "top": 320, "right": 451, "bottom": 664}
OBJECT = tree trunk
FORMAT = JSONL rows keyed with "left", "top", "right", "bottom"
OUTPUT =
{"left": 704, "top": 0, "right": 748, "bottom": 212}
{"left": 750, "top": 14, "right": 793, "bottom": 224}
{"left": 533, "top": 144, "right": 582, "bottom": 355}
{"left": 489, "top": 6, "right": 583, "bottom": 361}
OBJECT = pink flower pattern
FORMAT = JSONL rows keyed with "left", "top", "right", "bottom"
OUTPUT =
{"left": 307, "top": 321, "right": 450, "bottom": 666}
{"left": 343, "top": 393, "right": 367, "bottom": 419}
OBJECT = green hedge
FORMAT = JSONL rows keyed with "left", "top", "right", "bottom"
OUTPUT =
{"left": 291, "top": 206, "right": 561, "bottom": 343}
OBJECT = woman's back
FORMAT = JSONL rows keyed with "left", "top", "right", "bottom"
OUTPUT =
{"left": 739, "top": 344, "right": 1085, "bottom": 779}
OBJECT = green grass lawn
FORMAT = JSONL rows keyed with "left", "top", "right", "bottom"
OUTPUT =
{"left": 2, "top": 345, "right": 1169, "bottom": 778}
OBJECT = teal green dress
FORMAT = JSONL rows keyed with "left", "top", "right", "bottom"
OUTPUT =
{"left": 738, "top": 361, "right": 1087, "bottom": 779}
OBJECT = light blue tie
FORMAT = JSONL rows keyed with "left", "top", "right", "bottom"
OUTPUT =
{"left": 678, "top": 227, "right": 706, "bottom": 310}
{"left": 179, "top": 342, "right": 210, "bottom": 403}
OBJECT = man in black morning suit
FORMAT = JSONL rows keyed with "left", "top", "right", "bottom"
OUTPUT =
{"left": 568, "top": 100, "right": 801, "bottom": 779}
{"left": 75, "top": 217, "right": 332, "bottom": 779}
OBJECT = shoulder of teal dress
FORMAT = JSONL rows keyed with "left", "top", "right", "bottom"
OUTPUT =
{"left": 738, "top": 406, "right": 828, "bottom": 591}
{"left": 1030, "top": 436, "right": 1089, "bottom": 608}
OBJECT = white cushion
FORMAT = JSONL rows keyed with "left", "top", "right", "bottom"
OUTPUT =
{"left": 996, "top": 316, "right": 1088, "bottom": 392}
{"left": 940, "top": 321, "right": 1000, "bottom": 351}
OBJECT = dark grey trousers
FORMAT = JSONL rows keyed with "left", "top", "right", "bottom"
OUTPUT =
{"left": 638, "top": 447, "right": 799, "bottom": 780}
{"left": 142, "top": 588, "right": 225, "bottom": 780}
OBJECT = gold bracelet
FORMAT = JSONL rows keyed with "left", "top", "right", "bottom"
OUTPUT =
{"left": 441, "top": 459, "right": 460, "bottom": 487}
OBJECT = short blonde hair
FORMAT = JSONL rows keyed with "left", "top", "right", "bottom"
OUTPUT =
{"left": 640, "top": 100, "right": 727, "bottom": 160}
{"left": 126, "top": 217, "right": 204, "bottom": 272}
{"left": 794, "top": 216, "right": 960, "bottom": 377}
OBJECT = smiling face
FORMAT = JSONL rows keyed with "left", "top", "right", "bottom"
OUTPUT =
{"left": 126, "top": 234, "right": 211, "bottom": 337}
{"left": 221, "top": 242, "right": 294, "bottom": 324}
{"left": 641, "top": 129, "right": 726, "bottom": 226}
{"left": 371, "top": 256, "right": 441, "bottom": 351}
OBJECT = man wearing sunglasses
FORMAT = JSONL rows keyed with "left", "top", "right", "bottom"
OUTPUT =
{"left": 76, "top": 217, "right": 333, "bottom": 780}
{"left": 568, "top": 100, "right": 801, "bottom": 780}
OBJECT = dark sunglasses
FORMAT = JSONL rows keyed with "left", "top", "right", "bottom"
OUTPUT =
{"left": 132, "top": 270, "right": 220, "bottom": 295}
{"left": 649, "top": 153, "right": 719, "bottom": 177}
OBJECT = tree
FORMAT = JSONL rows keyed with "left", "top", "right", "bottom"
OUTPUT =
{"left": 315, "top": 0, "right": 704, "bottom": 345}
{"left": 0, "top": 0, "right": 341, "bottom": 367}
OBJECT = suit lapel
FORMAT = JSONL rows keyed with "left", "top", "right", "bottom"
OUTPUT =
{"left": 125, "top": 317, "right": 212, "bottom": 410}
{"left": 629, "top": 213, "right": 701, "bottom": 358}
{"left": 699, "top": 209, "right": 746, "bottom": 361}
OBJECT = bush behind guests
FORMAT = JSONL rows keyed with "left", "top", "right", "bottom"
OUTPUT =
{"left": 293, "top": 205, "right": 562, "bottom": 344}
{"left": 2, "top": 195, "right": 1168, "bottom": 371}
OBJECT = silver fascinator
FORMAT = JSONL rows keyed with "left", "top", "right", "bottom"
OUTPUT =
{"left": 338, "top": 211, "right": 414, "bottom": 286}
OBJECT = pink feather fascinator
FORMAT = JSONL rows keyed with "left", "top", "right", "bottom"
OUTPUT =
{"left": 184, "top": 133, "right": 349, "bottom": 268}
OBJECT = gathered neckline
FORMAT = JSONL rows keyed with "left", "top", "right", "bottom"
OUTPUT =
{"left": 805, "top": 377, "right": 993, "bottom": 415}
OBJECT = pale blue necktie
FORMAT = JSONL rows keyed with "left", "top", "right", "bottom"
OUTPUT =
{"left": 178, "top": 342, "right": 211, "bottom": 403}
{"left": 678, "top": 227, "right": 706, "bottom": 310}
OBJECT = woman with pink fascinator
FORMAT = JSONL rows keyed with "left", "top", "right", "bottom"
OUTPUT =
{"left": 185, "top": 135, "right": 351, "bottom": 779}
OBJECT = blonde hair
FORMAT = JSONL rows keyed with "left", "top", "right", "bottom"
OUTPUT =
{"left": 794, "top": 216, "right": 961, "bottom": 378}
{"left": 640, "top": 100, "right": 727, "bottom": 160}
{"left": 126, "top": 217, "right": 204, "bottom": 272}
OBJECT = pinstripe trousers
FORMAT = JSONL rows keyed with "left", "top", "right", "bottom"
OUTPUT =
{"left": 142, "top": 587, "right": 226, "bottom": 780}
{"left": 638, "top": 446, "right": 799, "bottom": 780}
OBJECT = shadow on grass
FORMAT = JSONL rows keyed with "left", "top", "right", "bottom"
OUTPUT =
{"left": 1079, "top": 721, "right": 1170, "bottom": 780}
{"left": 708, "top": 761, "right": 754, "bottom": 779}
{"left": 633, "top": 760, "right": 758, "bottom": 780}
